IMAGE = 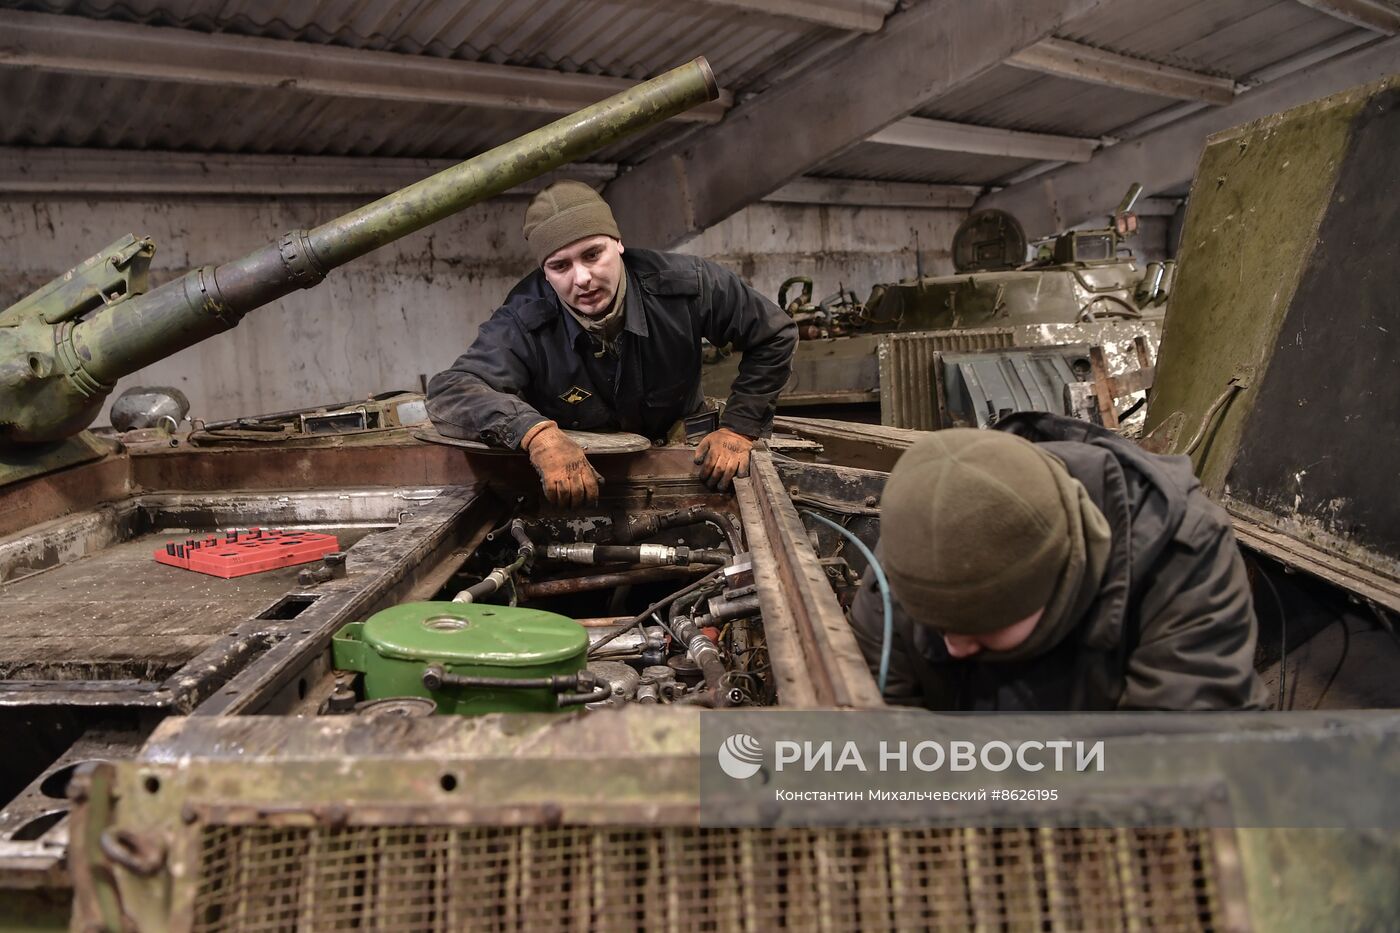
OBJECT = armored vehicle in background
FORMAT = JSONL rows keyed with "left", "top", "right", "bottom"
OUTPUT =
{"left": 0, "top": 70, "right": 1397, "bottom": 933}
{"left": 703, "top": 186, "right": 1168, "bottom": 430}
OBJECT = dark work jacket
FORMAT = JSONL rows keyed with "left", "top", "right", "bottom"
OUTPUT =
{"left": 425, "top": 249, "right": 796, "bottom": 447}
{"left": 849, "top": 413, "right": 1269, "bottom": 712}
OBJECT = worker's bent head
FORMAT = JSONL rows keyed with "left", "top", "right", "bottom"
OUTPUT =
{"left": 525, "top": 181, "right": 626, "bottom": 317}
{"left": 879, "top": 428, "right": 1109, "bottom": 661}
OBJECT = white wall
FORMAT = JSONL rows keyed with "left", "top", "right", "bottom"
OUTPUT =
{"left": 1, "top": 194, "right": 962, "bottom": 425}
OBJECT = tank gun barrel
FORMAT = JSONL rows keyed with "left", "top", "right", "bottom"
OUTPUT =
{"left": 0, "top": 57, "right": 718, "bottom": 446}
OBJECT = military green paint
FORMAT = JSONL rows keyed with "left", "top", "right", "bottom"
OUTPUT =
{"left": 863, "top": 260, "right": 1152, "bottom": 332}
{"left": 0, "top": 889, "right": 70, "bottom": 932}
{"left": 1221, "top": 84, "right": 1400, "bottom": 574}
{"left": 1145, "top": 84, "right": 1372, "bottom": 494}
{"left": 332, "top": 602, "right": 588, "bottom": 715}
{"left": 307, "top": 57, "right": 717, "bottom": 269}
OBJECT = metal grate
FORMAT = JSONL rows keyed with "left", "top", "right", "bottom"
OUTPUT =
{"left": 878, "top": 329, "right": 1016, "bottom": 429}
{"left": 191, "top": 823, "right": 1228, "bottom": 931}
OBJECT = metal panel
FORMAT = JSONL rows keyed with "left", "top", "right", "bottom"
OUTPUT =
{"left": 939, "top": 346, "right": 1090, "bottom": 429}
{"left": 877, "top": 329, "right": 1016, "bottom": 429}
{"left": 1146, "top": 76, "right": 1400, "bottom": 588}
{"left": 67, "top": 726, "right": 1250, "bottom": 932}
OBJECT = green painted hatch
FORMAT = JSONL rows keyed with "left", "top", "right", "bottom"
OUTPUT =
{"left": 332, "top": 602, "right": 589, "bottom": 714}
{"left": 360, "top": 602, "right": 587, "bottom": 667}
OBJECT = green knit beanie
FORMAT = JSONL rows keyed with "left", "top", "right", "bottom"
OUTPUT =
{"left": 880, "top": 429, "right": 1073, "bottom": 635}
{"left": 523, "top": 180, "right": 622, "bottom": 265}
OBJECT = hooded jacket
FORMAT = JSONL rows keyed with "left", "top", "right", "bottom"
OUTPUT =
{"left": 425, "top": 249, "right": 795, "bottom": 447}
{"left": 849, "top": 413, "right": 1269, "bottom": 711}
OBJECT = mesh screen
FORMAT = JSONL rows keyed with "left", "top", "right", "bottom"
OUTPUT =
{"left": 190, "top": 823, "right": 1226, "bottom": 932}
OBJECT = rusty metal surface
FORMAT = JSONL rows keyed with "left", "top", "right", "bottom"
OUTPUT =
{"left": 875, "top": 321, "right": 1162, "bottom": 430}
{"left": 1231, "top": 510, "right": 1400, "bottom": 614}
{"left": 517, "top": 565, "right": 708, "bottom": 599}
{"left": 738, "top": 452, "right": 883, "bottom": 709}
{"left": 58, "top": 711, "right": 1288, "bottom": 933}
{"left": 774, "top": 416, "right": 929, "bottom": 473}
{"left": 187, "top": 486, "right": 489, "bottom": 717}
{"left": 0, "top": 453, "right": 131, "bottom": 539}
{"left": 878, "top": 328, "right": 1017, "bottom": 428}
{"left": 731, "top": 477, "right": 819, "bottom": 709}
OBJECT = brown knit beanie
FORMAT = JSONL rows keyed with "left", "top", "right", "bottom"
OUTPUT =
{"left": 523, "top": 180, "right": 622, "bottom": 265}
{"left": 879, "top": 429, "right": 1073, "bottom": 635}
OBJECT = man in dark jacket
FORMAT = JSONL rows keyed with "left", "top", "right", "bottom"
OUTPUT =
{"left": 426, "top": 181, "right": 796, "bottom": 506}
{"left": 849, "top": 413, "right": 1268, "bottom": 711}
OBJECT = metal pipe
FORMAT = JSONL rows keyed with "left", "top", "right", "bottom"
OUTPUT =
{"left": 587, "top": 569, "right": 724, "bottom": 655}
{"left": 707, "top": 591, "right": 761, "bottom": 622}
{"left": 517, "top": 565, "right": 708, "bottom": 600}
{"left": 421, "top": 665, "right": 595, "bottom": 694}
{"left": 545, "top": 543, "right": 729, "bottom": 566}
{"left": 453, "top": 519, "right": 535, "bottom": 603}
{"left": 670, "top": 609, "right": 730, "bottom": 706}
{"left": 611, "top": 505, "right": 743, "bottom": 553}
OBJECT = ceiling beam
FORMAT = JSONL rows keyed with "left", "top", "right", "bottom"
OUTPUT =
{"left": 0, "top": 148, "right": 617, "bottom": 197}
{"left": 0, "top": 9, "right": 732, "bottom": 121}
{"left": 763, "top": 177, "right": 978, "bottom": 209}
{"left": 606, "top": 0, "right": 1108, "bottom": 248}
{"left": 0, "top": 148, "right": 973, "bottom": 210}
{"left": 974, "top": 36, "right": 1400, "bottom": 237}
{"left": 869, "top": 116, "right": 1098, "bottom": 162}
{"left": 1007, "top": 37, "right": 1238, "bottom": 104}
{"left": 695, "top": 0, "right": 892, "bottom": 32}
{"left": 1296, "top": 0, "right": 1400, "bottom": 34}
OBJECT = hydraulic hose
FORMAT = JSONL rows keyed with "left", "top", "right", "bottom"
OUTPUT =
{"left": 587, "top": 568, "right": 724, "bottom": 656}
{"left": 545, "top": 543, "right": 729, "bottom": 567}
{"left": 802, "top": 509, "right": 892, "bottom": 696}
{"left": 610, "top": 505, "right": 743, "bottom": 554}
{"left": 453, "top": 519, "right": 535, "bottom": 603}
{"left": 669, "top": 597, "right": 731, "bottom": 707}
{"left": 421, "top": 665, "right": 605, "bottom": 708}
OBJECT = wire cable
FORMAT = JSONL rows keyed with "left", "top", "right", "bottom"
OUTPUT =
{"left": 1313, "top": 614, "right": 1351, "bottom": 710}
{"left": 801, "top": 510, "right": 892, "bottom": 696}
{"left": 1256, "top": 566, "right": 1288, "bottom": 710}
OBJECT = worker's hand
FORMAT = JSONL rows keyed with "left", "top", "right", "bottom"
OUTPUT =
{"left": 524, "top": 422, "right": 602, "bottom": 508}
{"left": 693, "top": 428, "right": 755, "bottom": 491}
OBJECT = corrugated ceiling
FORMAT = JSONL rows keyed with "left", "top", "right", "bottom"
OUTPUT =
{"left": 0, "top": 0, "right": 1374, "bottom": 188}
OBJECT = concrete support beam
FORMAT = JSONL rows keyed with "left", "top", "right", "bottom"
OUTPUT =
{"left": 764, "top": 177, "right": 978, "bottom": 208}
{"left": 697, "top": 0, "right": 892, "bottom": 32}
{"left": 0, "top": 148, "right": 973, "bottom": 210}
{"left": 1297, "top": 0, "right": 1400, "bottom": 34}
{"left": 607, "top": 0, "right": 1106, "bottom": 248}
{"left": 869, "top": 116, "right": 1098, "bottom": 162}
{"left": 0, "top": 9, "right": 731, "bottom": 122}
{"left": 0, "top": 148, "right": 617, "bottom": 197}
{"left": 975, "top": 36, "right": 1400, "bottom": 237}
{"left": 1008, "top": 37, "right": 1238, "bottom": 104}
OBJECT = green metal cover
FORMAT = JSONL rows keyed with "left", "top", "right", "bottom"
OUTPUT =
{"left": 1145, "top": 76, "right": 1400, "bottom": 586}
{"left": 332, "top": 602, "right": 588, "bottom": 714}
{"left": 360, "top": 602, "right": 586, "bottom": 667}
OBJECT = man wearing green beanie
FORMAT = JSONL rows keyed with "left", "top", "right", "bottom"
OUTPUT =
{"left": 848, "top": 413, "right": 1268, "bottom": 711}
{"left": 426, "top": 180, "right": 796, "bottom": 506}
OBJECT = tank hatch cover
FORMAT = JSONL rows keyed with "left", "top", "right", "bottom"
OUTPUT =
{"left": 953, "top": 210, "right": 1028, "bottom": 273}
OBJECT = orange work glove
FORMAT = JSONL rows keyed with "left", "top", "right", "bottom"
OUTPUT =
{"left": 523, "top": 422, "right": 603, "bottom": 508}
{"left": 693, "top": 427, "right": 755, "bottom": 491}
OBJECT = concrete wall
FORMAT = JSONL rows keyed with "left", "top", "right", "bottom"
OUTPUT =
{"left": 0, "top": 195, "right": 962, "bottom": 426}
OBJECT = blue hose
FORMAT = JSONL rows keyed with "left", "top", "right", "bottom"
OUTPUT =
{"left": 800, "top": 510, "right": 892, "bottom": 696}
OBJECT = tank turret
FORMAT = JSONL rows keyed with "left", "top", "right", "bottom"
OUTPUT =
{"left": 0, "top": 57, "right": 719, "bottom": 448}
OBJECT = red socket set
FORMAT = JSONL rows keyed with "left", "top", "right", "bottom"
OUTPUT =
{"left": 153, "top": 528, "right": 340, "bottom": 579}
